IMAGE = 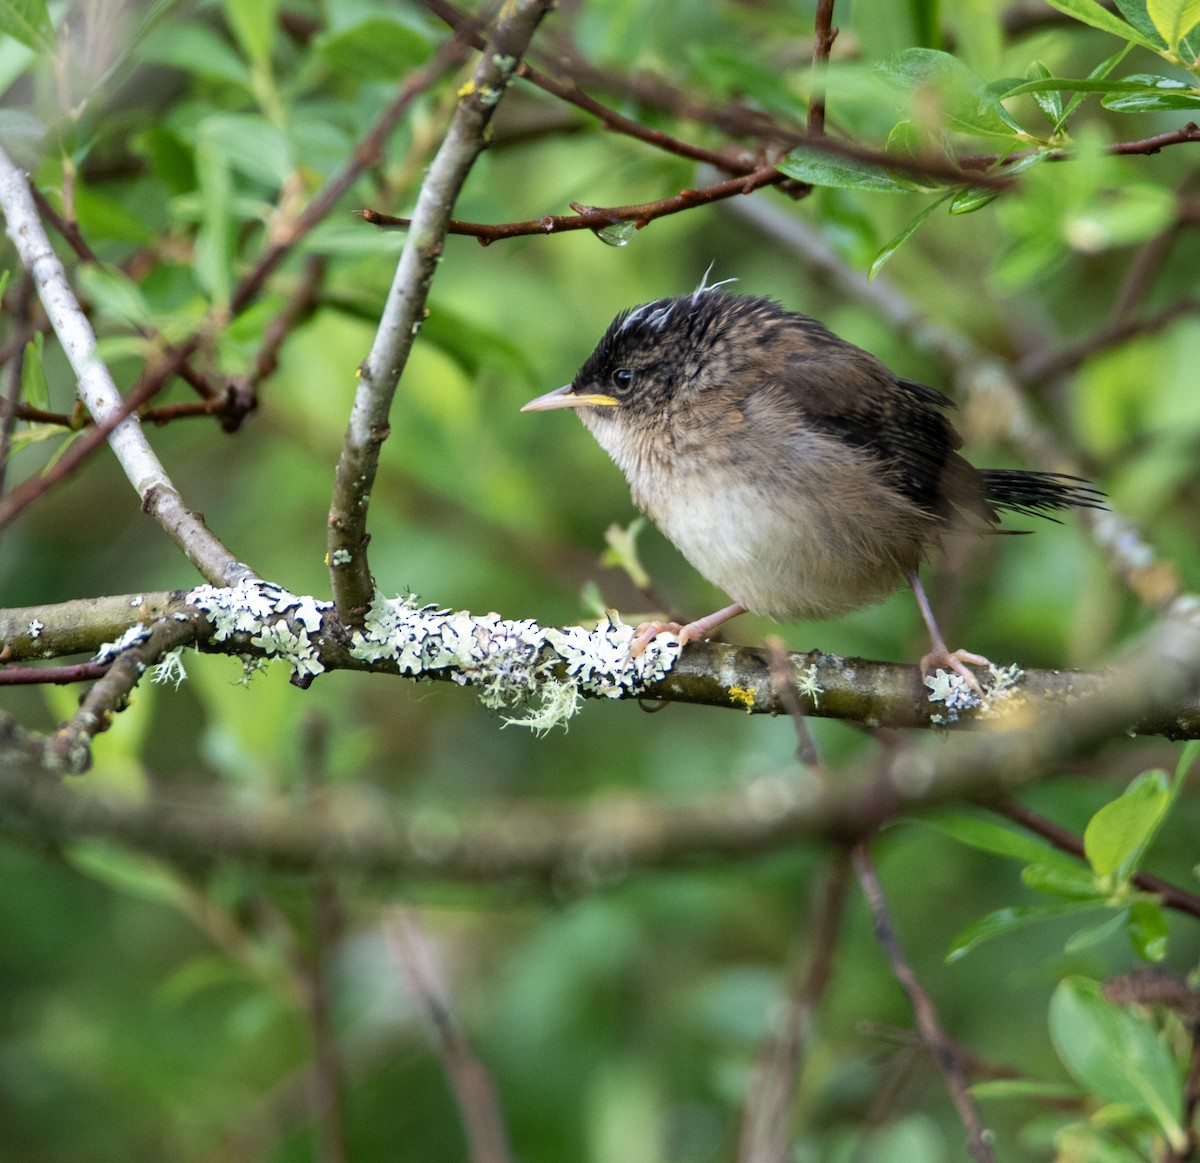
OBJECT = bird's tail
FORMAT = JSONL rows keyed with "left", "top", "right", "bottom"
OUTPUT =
{"left": 982, "top": 469, "right": 1106, "bottom": 522}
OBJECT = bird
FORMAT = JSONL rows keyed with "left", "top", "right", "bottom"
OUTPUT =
{"left": 521, "top": 288, "right": 1103, "bottom": 686}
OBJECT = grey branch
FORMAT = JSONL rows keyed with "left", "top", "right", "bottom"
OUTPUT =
{"left": 0, "top": 144, "right": 254, "bottom": 587}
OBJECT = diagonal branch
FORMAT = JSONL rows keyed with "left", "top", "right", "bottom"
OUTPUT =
{"left": 0, "top": 143, "right": 254, "bottom": 585}
{"left": 327, "top": 0, "right": 555, "bottom": 626}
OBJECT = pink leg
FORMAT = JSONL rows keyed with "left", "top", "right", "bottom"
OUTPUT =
{"left": 907, "top": 572, "right": 989, "bottom": 691}
{"left": 629, "top": 602, "right": 749, "bottom": 657}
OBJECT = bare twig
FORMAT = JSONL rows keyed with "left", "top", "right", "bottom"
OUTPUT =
{"left": 391, "top": 911, "right": 513, "bottom": 1163}
{"left": 738, "top": 853, "right": 851, "bottom": 1163}
{"left": 807, "top": 0, "right": 838, "bottom": 136}
{"left": 327, "top": 0, "right": 555, "bottom": 625}
{"left": 361, "top": 164, "right": 784, "bottom": 243}
{"left": 0, "top": 144, "right": 253, "bottom": 584}
{"left": 765, "top": 636, "right": 824, "bottom": 771}
{"left": 0, "top": 661, "right": 112, "bottom": 685}
{"left": 852, "top": 845, "right": 996, "bottom": 1163}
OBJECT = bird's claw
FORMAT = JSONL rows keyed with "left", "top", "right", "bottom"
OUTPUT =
{"left": 920, "top": 647, "right": 990, "bottom": 693}
{"left": 628, "top": 619, "right": 690, "bottom": 658}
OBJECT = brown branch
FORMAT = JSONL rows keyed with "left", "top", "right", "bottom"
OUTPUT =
{"left": 961, "top": 122, "right": 1200, "bottom": 170}
{"left": 992, "top": 798, "right": 1200, "bottom": 921}
{"left": 738, "top": 853, "right": 850, "bottom": 1163}
{"left": 0, "top": 661, "right": 112, "bottom": 685}
{"left": 807, "top": 0, "right": 838, "bottom": 137}
{"left": 361, "top": 165, "right": 786, "bottom": 243}
{"left": 391, "top": 911, "right": 513, "bottom": 1163}
{"left": 852, "top": 845, "right": 997, "bottom": 1163}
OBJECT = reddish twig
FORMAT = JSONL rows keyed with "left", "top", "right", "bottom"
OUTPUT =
{"left": 807, "top": 0, "right": 838, "bottom": 137}
{"left": 765, "top": 636, "right": 824, "bottom": 771}
{"left": 362, "top": 165, "right": 787, "bottom": 243}
{"left": 0, "top": 662, "right": 113, "bottom": 685}
{"left": 853, "top": 844, "right": 997, "bottom": 1163}
{"left": 961, "top": 122, "right": 1200, "bottom": 169}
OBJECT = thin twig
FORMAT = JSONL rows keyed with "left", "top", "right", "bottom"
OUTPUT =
{"left": 360, "top": 164, "right": 784, "bottom": 243}
{"left": 765, "top": 636, "right": 824, "bottom": 771}
{"left": 807, "top": 0, "right": 838, "bottom": 136}
{"left": 327, "top": 0, "right": 555, "bottom": 625}
{"left": 391, "top": 911, "right": 513, "bottom": 1163}
{"left": 852, "top": 845, "right": 997, "bottom": 1163}
{"left": 738, "top": 853, "right": 851, "bottom": 1163}
{"left": 0, "top": 661, "right": 112, "bottom": 685}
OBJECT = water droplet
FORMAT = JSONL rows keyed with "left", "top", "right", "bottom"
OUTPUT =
{"left": 595, "top": 220, "right": 637, "bottom": 247}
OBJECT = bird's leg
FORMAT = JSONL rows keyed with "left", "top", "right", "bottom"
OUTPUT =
{"left": 628, "top": 602, "right": 749, "bottom": 658}
{"left": 907, "top": 572, "right": 989, "bottom": 691}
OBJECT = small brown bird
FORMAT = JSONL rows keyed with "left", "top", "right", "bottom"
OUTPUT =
{"left": 522, "top": 289, "right": 1102, "bottom": 683}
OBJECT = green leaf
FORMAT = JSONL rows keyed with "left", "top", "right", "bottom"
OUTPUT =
{"left": 949, "top": 185, "right": 999, "bottom": 214}
{"left": 1059, "top": 43, "right": 1135, "bottom": 128}
{"left": 1028, "top": 61, "right": 1063, "bottom": 124}
{"left": 20, "top": 333, "right": 48, "bottom": 411}
{"left": 138, "top": 22, "right": 252, "bottom": 87}
{"left": 1063, "top": 909, "right": 1128, "bottom": 952}
{"left": 875, "top": 48, "right": 1020, "bottom": 137}
{"left": 1147, "top": 0, "right": 1200, "bottom": 47}
{"left": 1127, "top": 899, "right": 1169, "bottom": 961}
{"left": 1084, "top": 770, "right": 1171, "bottom": 880}
{"left": 1022, "top": 862, "right": 1103, "bottom": 900}
{"left": 197, "top": 113, "right": 293, "bottom": 188}
{"left": 778, "top": 146, "right": 918, "bottom": 192}
{"left": 869, "top": 191, "right": 955, "bottom": 279}
{"left": 223, "top": 0, "right": 277, "bottom": 66}
{"left": 946, "top": 900, "right": 1110, "bottom": 961}
{"left": 1001, "top": 74, "right": 1187, "bottom": 98}
{"left": 920, "top": 813, "right": 1083, "bottom": 871}
{"left": 1102, "top": 86, "right": 1200, "bottom": 109}
{"left": 65, "top": 840, "right": 187, "bottom": 909}
{"left": 76, "top": 265, "right": 152, "bottom": 329}
{"left": 0, "top": 0, "right": 54, "bottom": 52}
{"left": 1050, "top": 977, "right": 1186, "bottom": 1147}
{"left": 315, "top": 16, "right": 433, "bottom": 80}
{"left": 1040, "top": 0, "right": 1166, "bottom": 50}
{"left": 970, "top": 1078, "right": 1083, "bottom": 1101}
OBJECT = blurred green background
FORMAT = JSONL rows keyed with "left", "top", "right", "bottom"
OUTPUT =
{"left": 2, "top": 0, "right": 1200, "bottom": 1158}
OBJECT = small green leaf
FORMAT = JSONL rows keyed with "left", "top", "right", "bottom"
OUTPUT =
{"left": 602, "top": 518, "right": 652, "bottom": 590}
{"left": 1059, "top": 43, "right": 1135, "bottom": 129}
{"left": 1102, "top": 87, "right": 1200, "bottom": 109}
{"left": 1127, "top": 899, "right": 1169, "bottom": 961}
{"left": 1022, "top": 862, "right": 1103, "bottom": 900}
{"left": 1147, "top": 0, "right": 1200, "bottom": 48}
{"left": 875, "top": 48, "right": 1021, "bottom": 137}
{"left": 65, "top": 840, "right": 187, "bottom": 908}
{"left": 20, "top": 333, "right": 48, "bottom": 411}
{"left": 920, "top": 813, "right": 1083, "bottom": 871}
{"left": 315, "top": 16, "right": 433, "bottom": 80}
{"left": 949, "top": 185, "right": 999, "bottom": 214}
{"left": 970, "top": 1078, "right": 1083, "bottom": 1101}
{"left": 778, "top": 146, "right": 918, "bottom": 193}
{"left": 75, "top": 265, "right": 152, "bottom": 329}
{"left": 223, "top": 0, "right": 277, "bottom": 66}
{"left": 0, "top": 0, "right": 54, "bottom": 52}
{"left": 1040, "top": 0, "right": 1165, "bottom": 51}
{"left": 946, "top": 900, "right": 1110, "bottom": 961}
{"left": 869, "top": 191, "right": 954, "bottom": 279}
{"left": 1064, "top": 909, "right": 1128, "bottom": 952}
{"left": 1050, "top": 977, "right": 1186, "bottom": 1147}
{"left": 1026, "top": 60, "right": 1064, "bottom": 124}
{"left": 1084, "top": 770, "right": 1171, "bottom": 880}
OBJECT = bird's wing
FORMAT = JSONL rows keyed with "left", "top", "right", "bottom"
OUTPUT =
{"left": 766, "top": 349, "right": 995, "bottom": 525}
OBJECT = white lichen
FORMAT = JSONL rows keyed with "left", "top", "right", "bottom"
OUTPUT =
{"left": 28, "top": 618, "right": 43, "bottom": 639}
{"left": 924, "top": 662, "right": 1027, "bottom": 723}
{"left": 94, "top": 622, "right": 151, "bottom": 662}
{"left": 795, "top": 663, "right": 823, "bottom": 706}
{"left": 151, "top": 649, "right": 188, "bottom": 688}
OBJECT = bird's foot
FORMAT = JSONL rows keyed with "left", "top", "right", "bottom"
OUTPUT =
{"left": 627, "top": 602, "right": 749, "bottom": 658}
{"left": 628, "top": 619, "right": 690, "bottom": 658}
{"left": 919, "top": 646, "right": 990, "bottom": 693}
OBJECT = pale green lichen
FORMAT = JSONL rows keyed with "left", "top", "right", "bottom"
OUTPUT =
{"left": 795, "top": 663, "right": 822, "bottom": 706}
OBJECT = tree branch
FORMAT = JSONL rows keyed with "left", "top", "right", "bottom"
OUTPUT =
{"left": 327, "top": 0, "right": 555, "bottom": 625}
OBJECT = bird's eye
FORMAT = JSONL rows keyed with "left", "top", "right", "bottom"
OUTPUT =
{"left": 612, "top": 368, "right": 634, "bottom": 392}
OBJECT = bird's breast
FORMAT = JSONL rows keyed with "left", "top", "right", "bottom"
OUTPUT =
{"left": 592, "top": 419, "right": 934, "bottom": 621}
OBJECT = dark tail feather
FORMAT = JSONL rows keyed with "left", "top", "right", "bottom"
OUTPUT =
{"left": 982, "top": 469, "right": 1106, "bottom": 522}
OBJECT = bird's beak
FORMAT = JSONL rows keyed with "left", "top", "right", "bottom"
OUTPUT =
{"left": 520, "top": 384, "right": 619, "bottom": 412}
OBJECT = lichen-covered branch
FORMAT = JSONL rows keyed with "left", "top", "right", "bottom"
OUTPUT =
{"left": 1, "top": 601, "right": 1199, "bottom": 885}
{"left": 0, "top": 144, "right": 254, "bottom": 587}
{"left": 4, "top": 583, "right": 1200, "bottom": 743}
{"left": 327, "top": 0, "right": 554, "bottom": 624}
